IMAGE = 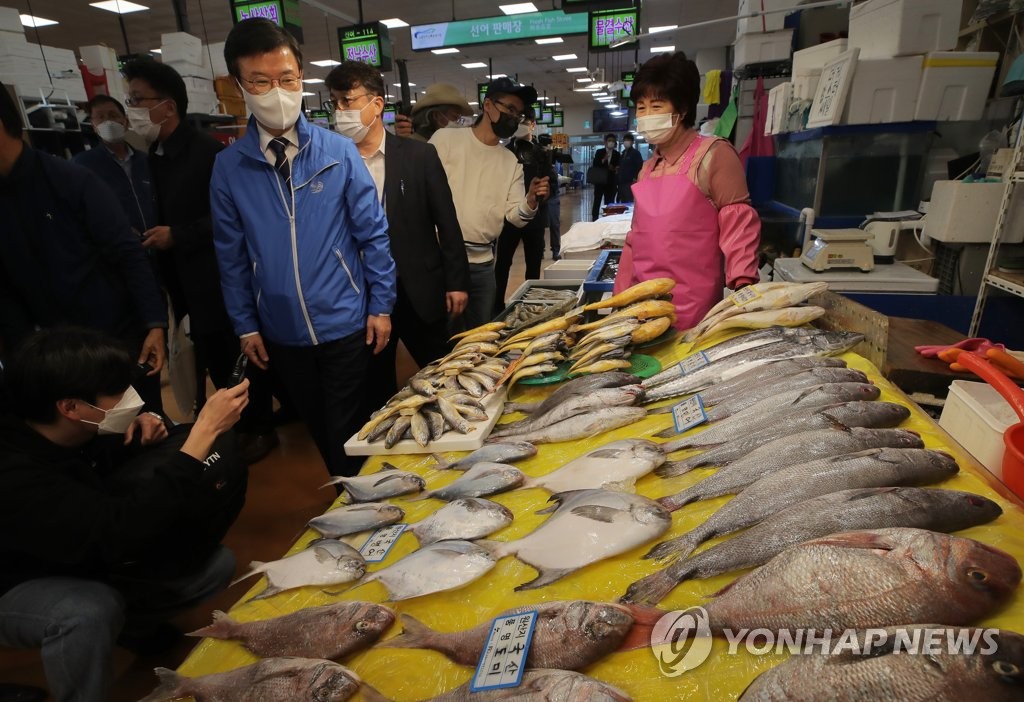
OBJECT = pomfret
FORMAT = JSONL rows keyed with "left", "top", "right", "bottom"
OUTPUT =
{"left": 187, "top": 601, "right": 395, "bottom": 660}
{"left": 409, "top": 497, "right": 513, "bottom": 544}
{"left": 380, "top": 600, "right": 636, "bottom": 669}
{"left": 489, "top": 406, "right": 647, "bottom": 445}
{"left": 356, "top": 539, "right": 496, "bottom": 601}
{"left": 428, "top": 669, "right": 632, "bottom": 702}
{"left": 420, "top": 462, "right": 525, "bottom": 501}
{"left": 307, "top": 502, "right": 405, "bottom": 538}
{"left": 526, "top": 439, "right": 666, "bottom": 493}
{"left": 140, "top": 658, "right": 364, "bottom": 702}
{"left": 234, "top": 539, "right": 366, "bottom": 601}
{"left": 431, "top": 441, "right": 538, "bottom": 471}
{"left": 647, "top": 448, "right": 960, "bottom": 560}
{"left": 622, "top": 487, "right": 1003, "bottom": 605}
{"left": 322, "top": 464, "right": 426, "bottom": 502}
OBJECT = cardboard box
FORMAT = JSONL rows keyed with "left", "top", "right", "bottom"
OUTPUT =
{"left": 161, "top": 31, "right": 203, "bottom": 64}
{"left": 843, "top": 55, "right": 923, "bottom": 124}
{"left": 793, "top": 38, "right": 848, "bottom": 75}
{"left": 219, "top": 96, "right": 247, "bottom": 118}
{"left": 849, "top": 0, "right": 962, "bottom": 59}
{"left": 734, "top": 29, "right": 793, "bottom": 68}
{"left": 736, "top": 0, "right": 788, "bottom": 36}
{"left": 79, "top": 44, "right": 118, "bottom": 74}
{"left": 0, "top": 6, "right": 23, "bottom": 34}
{"left": 914, "top": 51, "right": 998, "bottom": 121}
{"left": 215, "top": 76, "right": 242, "bottom": 99}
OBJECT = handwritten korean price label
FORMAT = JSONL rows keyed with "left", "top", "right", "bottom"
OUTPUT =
{"left": 678, "top": 351, "right": 710, "bottom": 375}
{"left": 359, "top": 524, "right": 406, "bottom": 563}
{"left": 672, "top": 395, "right": 708, "bottom": 434}
{"left": 470, "top": 611, "right": 538, "bottom": 692}
{"left": 729, "top": 286, "right": 761, "bottom": 306}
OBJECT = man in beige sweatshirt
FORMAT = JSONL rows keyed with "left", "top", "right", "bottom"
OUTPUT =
{"left": 430, "top": 78, "right": 549, "bottom": 332}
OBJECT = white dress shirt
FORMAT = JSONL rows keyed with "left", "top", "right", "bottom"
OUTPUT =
{"left": 258, "top": 123, "right": 299, "bottom": 167}
{"left": 361, "top": 130, "right": 386, "bottom": 203}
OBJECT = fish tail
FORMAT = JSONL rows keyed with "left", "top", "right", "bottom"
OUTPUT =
{"left": 360, "top": 683, "right": 393, "bottom": 702}
{"left": 137, "top": 667, "right": 184, "bottom": 702}
{"left": 229, "top": 561, "right": 266, "bottom": 587}
{"left": 430, "top": 453, "right": 451, "bottom": 470}
{"left": 655, "top": 490, "right": 694, "bottom": 512}
{"left": 615, "top": 602, "right": 670, "bottom": 649}
{"left": 621, "top": 568, "right": 688, "bottom": 607}
{"left": 377, "top": 613, "right": 439, "bottom": 651}
{"left": 646, "top": 404, "right": 675, "bottom": 416}
{"left": 319, "top": 476, "right": 347, "bottom": 489}
{"left": 474, "top": 539, "right": 510, "bottom": 559}
{"left": 248, "top": 583, "right": 283, "bottom": 601}
{"left": 646, "top": 532, "right": 700, "bottom": 561}
{"left": 653, "top": 426, "right": 678, "bottom": 440}
{"left": 654, "top": 460, "right": 693, "bottom": 478}
{"left": 186, "top": 610, "right": 236, "bottom": 639}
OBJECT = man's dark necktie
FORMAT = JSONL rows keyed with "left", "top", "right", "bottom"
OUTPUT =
{"left": 268, "top": 137, "right": 290, "bottom": 187}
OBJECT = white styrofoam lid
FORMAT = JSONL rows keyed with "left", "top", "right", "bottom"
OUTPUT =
{"left": 949, "top": 380, "right": 1020, "bottom": 431}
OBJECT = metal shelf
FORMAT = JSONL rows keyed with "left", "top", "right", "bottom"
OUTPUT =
{"left": 986, "top": 270, "right": 1024, "bottom": 298}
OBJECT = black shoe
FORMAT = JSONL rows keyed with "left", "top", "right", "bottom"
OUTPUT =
{"left": 117, "top": 621, "right": 182, "bottom": 656}
{"left": 238, "top": 430, "right": 280, "bottom": 465}
{"left": 552, "top": 252, "right": 562, "bottom": 261}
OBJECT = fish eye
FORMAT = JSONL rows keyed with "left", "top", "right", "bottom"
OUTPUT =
{"left": 993, "top": 661, "right": 1020, "bottom": 677}
{"left": 355, "top": 620, "right": 370, "bottom": 631}
{"left": 967, "top": 568, "right": 989, "bottom": 583}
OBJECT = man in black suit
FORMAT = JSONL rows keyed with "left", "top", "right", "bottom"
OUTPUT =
{"left": 326, "top": 62, "right": 469, "bottom": 411}
{"left": 590, "top": 133, "right": 620, "bottom": 221}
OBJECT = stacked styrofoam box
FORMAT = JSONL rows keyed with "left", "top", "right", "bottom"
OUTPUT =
{"left": 0, "top": 32, "right": 49, "bottom": 98}
{"left": 182, "top": 74, "right": 218, "bottom": 114}
{"left": 844, "top": 55, "right": 923, "bottom": 124}
{"left": 736, "top": 0, "right": 789, "bottom": 37}
{"left": 792, "top": 38, "right": 847, "bottom": 101}
{"left": 734, "top": 29, "right": 794, "bottom": 68}
{"left": 161, "top": 32, "right": 213, "bottom": 79}
{"left": 207, "top": 41, "right": 229, "bottom": 77}
{"left": 0, "top": 5, "right": 22, "bottom": 33}
{"left": 848, "top": 0, "right": 962, "bottom": 59}
{"left": 81, "top": 45, "right": 127, "bottom": 103}
{"left": 914, "top": 51, "right": 998, "bottom": 121}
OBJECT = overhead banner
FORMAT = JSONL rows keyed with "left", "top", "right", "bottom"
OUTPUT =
{"left": 411, "top": 10, "right": 588, "bottom": 51}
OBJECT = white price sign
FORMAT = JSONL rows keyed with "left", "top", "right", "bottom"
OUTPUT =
{"left": 729, "top": 286, "right": 761, "bottom": 306}
{"left": 672, "top": 395, "right": 708, "bottom": 434}
{"left": 359, "top": 524, "right": 407, "bottom": 563}
{"left": 470, "top": 611, "right": 538, "bottom": 692}
{"left": 678, "top": 351, "right": 710, "bottom": 375}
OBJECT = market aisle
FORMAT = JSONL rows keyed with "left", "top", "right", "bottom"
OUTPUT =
{"left": 0, "top": 189, "right": 593, "bottom": 701}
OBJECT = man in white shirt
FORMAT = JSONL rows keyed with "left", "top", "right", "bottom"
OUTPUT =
{"left": 430, "top": 78, "right": 549, "bottom": 332}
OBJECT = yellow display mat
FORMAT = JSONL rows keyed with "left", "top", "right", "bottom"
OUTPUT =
{"left": 180, "top": 336, "right": 1024, "bottom": 701}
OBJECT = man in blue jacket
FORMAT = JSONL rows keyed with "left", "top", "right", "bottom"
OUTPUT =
{"left": 211, "top": 19, "right": 396, "bottom": 478}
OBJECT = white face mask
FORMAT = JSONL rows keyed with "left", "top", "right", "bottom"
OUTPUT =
{"left": 96, "top": 120, "right": 126, "bottom": 143}
{"left": 441, "top": 115, "right": 473, "bottom": 129}
{"left": 79, "top": 386, "right": 145, "bottom": 435}
{"left": 514, "top": 124, "right": 531, "bottom": 139}
{"left": 333, "top": 102, "right": 374, "bottom": 142}
{"left": 636, "top": 113, "right": 679, "bottom": 145}
{"left": 242, "top": 85, "right": 304, "bottom": 132}
{"left": 126, "top": 101, "right": 169, "bottom": 143}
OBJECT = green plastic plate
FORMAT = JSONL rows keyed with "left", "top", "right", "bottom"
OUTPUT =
{"left": 517, "top": 353, "right": 662, "bottom": 386}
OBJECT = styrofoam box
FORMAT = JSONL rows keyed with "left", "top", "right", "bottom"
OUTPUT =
{"left": 940, "top": 380, "right": 1017, "bottom": 479}
{"left": 925, "top": 180, "right": 1024, "bottom": 244}
{"left": 0, "top": 6, "right": 23, "bottom": 33}
{"left": 793, "top": 38, "right": 848, "bottom": 75}
{"left": 164, "top": 59, "right": 213, "bottom": 80}
{"left": 914, "top": 51, "right": 998, "bottom": 121}
{"left": 0, "top": 34, "right": 42, "bottom": 59}
{"left": 849, "top": 0, "right": 962, "bottom": 60}
{"left": 844, "top": 55, "right": 923, "bottom": 124}
{"left": 207, "top": 41, "right": 228, "bottom": 77}
{"left": 736, "top": 0, "right": 787, "bottom": 36}
{"left": 161, "top": 32, "right": 203, "bottom": 65}
{"left": 182, "top": 75, "right": 213, "bottom": 92}
{"left": 734, "top": 29, "right": 793, "bottom": 68}
{"left": 792, "top": 73, "right": 819, "bottom": 101}
{"left": 80, "top": 45, "right": 118, "bottom": 74}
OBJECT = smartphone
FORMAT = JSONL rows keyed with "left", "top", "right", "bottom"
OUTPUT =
{"left": 229, "top": 353, "right": 248, "bottom": 387}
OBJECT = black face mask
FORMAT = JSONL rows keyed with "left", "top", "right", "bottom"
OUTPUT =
{"left": 490, "top": 109, "right": 520, "bottom": 139}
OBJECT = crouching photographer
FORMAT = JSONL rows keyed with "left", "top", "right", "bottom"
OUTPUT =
{"left": 0, "top": 327, "right": 249, "bottom": 702}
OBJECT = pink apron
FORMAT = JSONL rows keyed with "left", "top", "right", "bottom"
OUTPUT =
{"left": 614, "top": 135, "right": 724, "bottom": 331}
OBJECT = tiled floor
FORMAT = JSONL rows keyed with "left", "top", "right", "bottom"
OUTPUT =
{"left": 0, "top": 189, "right": 596, "bottom": 700}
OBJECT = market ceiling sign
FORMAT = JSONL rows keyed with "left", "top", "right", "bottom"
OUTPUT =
{"left": 410, "top": 10, "right": 588, "bottom": 51}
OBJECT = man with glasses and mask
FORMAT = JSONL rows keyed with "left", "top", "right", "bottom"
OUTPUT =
{"left": 326, "top": 62, "right": 467, "bottom": 416}
{"left": 404, "top": 83, "right": 474, "bottom": 142}
{"left": 211, "top": 19, "right": 396, "bottom": 480}
{"left": 429, "top": 78, "right": 549, "bottom": 331}
{"left": 123, "top": 58, "right": 278, "bottom": 464}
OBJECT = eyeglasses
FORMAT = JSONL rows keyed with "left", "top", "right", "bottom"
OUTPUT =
{"left": 240, "top": 76, "right": 303, "bottom": 95}
{"left": 333, "top": 92, "right": 370, "bottom": 110}
{"left": 492, "top": 98, "right": 526, "bottom": 124}
{"left": 124, "top": 94, "right": 164, "bottom": 107}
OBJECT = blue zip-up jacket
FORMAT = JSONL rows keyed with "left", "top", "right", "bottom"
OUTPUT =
{"left": 210, "top": 114, "right": 396, "bottom": 347}
{"left": 72, "top": 142, "right": 157, "bottom": 236}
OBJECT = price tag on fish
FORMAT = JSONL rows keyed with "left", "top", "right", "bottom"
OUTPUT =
{"left": 678, "top": 351, "right": 710, "bottom": 376}
{"left": 728, "top": 286, "right": 762, "bottom": 306}
{"left": 359, "top": 524, "right": 407, "bottom": 563}
{"left": 470, "top": 610, "right": 538, "bottom": 692}
{"left": 671, "top": 395, "right": 708, "bottom": 434}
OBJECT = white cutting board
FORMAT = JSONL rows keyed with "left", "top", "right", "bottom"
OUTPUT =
{"left": 344, "top": 387, "right": 509, "bottom": 456}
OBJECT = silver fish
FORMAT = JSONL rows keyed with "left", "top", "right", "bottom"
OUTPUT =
{"left": 428, "top": 669, "right": 632, "bottom": 702}
{"left": 432, "top": 441, "right": 538, "bottom": 471}
{"left": 234, "top": 539, "right": 366, "bottom": 601}
{"left": 647, "top": 448, "right": 960, "bottom": 560}
{"left": 622, "top": 487, "right": 1003, "bottom": 605}
{"left": 323, "top": 464, "right": 426, "bottom": 502}
{"left": 484, "top": 489, "right": 672, "bottom": 590}
{"left": 503, "top": 371, "right": 637, "bottom": 416}
{"left": 424, "top": 409, "right": 446, "bottom": 441}
{"left": 421, "top": 462, "right": 525, "bottom": 501}
{"left": 356, "top": 539, "right": 496, "bottom": 601}
{"left": 657, "top": 383, "right": 881, "bottom": 445}
{"left": 491, "top": 385, "right": 645, "bottom": 438}
{"left": 691, "top": 356, "right": 847, "bottom": 406}
{"left": 307, "top": 502, "right": 405, "bottom": 538}
{"left": 436, "top": 395, "right": 471, "bottom": 434}
{"left": 409, "top": 497, "right": 514, "bottom": 544}
{"left": 526, "top": 439, "right": 666, "bottom": 493}
{"left": 658, "top": 401, "right": 911, "bottom": 460}
{"left": 692, "top": 367, "right": 869, "bottom": 420}
{"left": 490, "top": 406, "right": 647, "bottom": 445}
{"left": 384, "top": 414, "right": 412, "bottom": 448}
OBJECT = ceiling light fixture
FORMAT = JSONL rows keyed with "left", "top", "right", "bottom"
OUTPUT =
{"left": 486, "top": 73, "right": 507, "bottom": 79}
{"left": 20, "top": 14, "right": 58, "bottom": 27}
{"left": 394, "top": 82, "right": 416, "bottom": 87}
{"left": 535, "top": 37, "right": 562, "bottom": 45}
{"left": 89, "top": 1, "right": 149, "bottom": 14}
{"left": 301, "top": 91, "right": 317, "bottom": 96}
{"left": 566, "top": 67, "right": 588, "bottom": 73}
{"left": 552, "top": 53, "right": 577, "bottom": 61}
{"left": 648, "top": 25, "right": 678, "bottom": 34}
{"left": 380, "top": 18, "right": 409, "bottom": 28}
{"left": 468, "top": 101, "right": 478, "bottom": 105}
{"left": 576, "top": 77, "right": 592, "bottom": 83}
{"left": 310, "top": 59, "right": 341, "bottom": 67}
{"left": 499, "top": 3, "right": 538, "bottom": 15}
{"left": 650, "top": 45, "right": 676, "bottom": 53}
{"left": 431, "top": 47, "right": 460, "bottom": 54}
{"left": 462, "top": 62, "right": 487, "bottom": 69}
{"left": 303, "top": 78, "right": 324, "bottom": 84}
{"left": 150, "top": 48, "right": 161, "bottom": 54}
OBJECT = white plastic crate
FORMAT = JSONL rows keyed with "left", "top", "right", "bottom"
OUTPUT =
{"left": 734, "top": 29, "right": 793, "bottom": 68}
{"left": 914, "top": 51, "right": 998, "bottom": 121}
{"left": 940, "top": 380, "right": 1017, "bottom": 479}
{"left": 849, "top": 0, "right": 962, "bottom": 59}
{"left": 843, "top": 55, "right": 923, "bottom": 124}
{"left": 793, "top": 38, "right": 848, "bottom": 76}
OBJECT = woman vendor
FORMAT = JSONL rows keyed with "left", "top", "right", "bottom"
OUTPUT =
{"left": 613, "top": 52, "right": 761, "bottom": 330}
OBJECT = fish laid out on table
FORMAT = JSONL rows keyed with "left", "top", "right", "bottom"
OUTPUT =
{"left": 427, "top": 669, "right": 632, "bottom": 702}
{"left": 682, "top": 280, "right": 829, "bottom": 343}
{"left": 322, "top": 463, "right": 426, "bottom": 501}
{"left": 407, "top": 497, "right": 514, "bottom": 544}
{"left": 233, "top": 540, "right": 366, "bottom": 601}
{"left": 307, "top": 503, "right": 405, "bottom": 539}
